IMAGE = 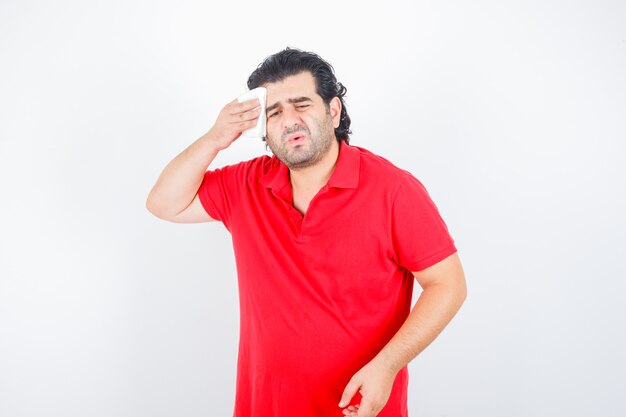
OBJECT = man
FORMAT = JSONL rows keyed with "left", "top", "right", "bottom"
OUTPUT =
{"left": 146, "top": 47, "right": 467, "bottom": 417}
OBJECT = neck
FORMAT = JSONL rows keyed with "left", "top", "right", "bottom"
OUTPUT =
{"left": 289, "top": 139, "right": 340, "bottom": 192}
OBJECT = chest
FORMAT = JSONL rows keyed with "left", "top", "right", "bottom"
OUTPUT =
{"left": 291, "top": 188, "right": 317, "bottom": 216}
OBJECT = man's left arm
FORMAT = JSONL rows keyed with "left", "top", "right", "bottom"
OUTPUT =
{"left": 339, "top": 252, "right": 467, "bottom": 417}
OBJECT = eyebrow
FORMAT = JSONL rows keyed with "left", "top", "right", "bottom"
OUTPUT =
{"left": 266, "top": 96, "right": 313, "bottom": 114}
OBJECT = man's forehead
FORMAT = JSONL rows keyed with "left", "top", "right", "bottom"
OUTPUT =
{"left": 264, "top": 72, "right": 317, "bottom": 99}
{"left": 265, "top": 96, "right": 314, "bottom": 114}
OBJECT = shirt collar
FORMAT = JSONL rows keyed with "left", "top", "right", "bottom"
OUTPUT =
{"left": 260, "top": 140, "right": 360, "bottom": 190}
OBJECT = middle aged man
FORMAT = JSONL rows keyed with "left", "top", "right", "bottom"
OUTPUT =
{"left": 146, "top": 47, "right": 467, "bottom": 417}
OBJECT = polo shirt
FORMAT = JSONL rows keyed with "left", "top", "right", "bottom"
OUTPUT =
{"left": 198, "top": 140, "right": 457, "bottom": 417}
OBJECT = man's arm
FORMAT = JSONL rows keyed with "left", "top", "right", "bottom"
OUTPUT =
{"left": 339, "top": 252, "right": 467, "bottom": 417}
{"left": 146, "top": 98, "right": 262, "bottom": 222}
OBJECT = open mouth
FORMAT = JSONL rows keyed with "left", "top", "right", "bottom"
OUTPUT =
{"left": 288, "top": 135, "right": 305, "bottom": 144}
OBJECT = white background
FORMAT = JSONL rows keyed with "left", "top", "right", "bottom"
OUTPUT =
{"left": 1, "top": 1, "right": 625, "bottom": 416}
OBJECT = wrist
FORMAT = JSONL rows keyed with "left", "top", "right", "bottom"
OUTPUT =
{"left": 199, "top": 130, "right": 224, "bottom": 153}
{"left": 371, "top": 350, "right": 403, "bottom": 377}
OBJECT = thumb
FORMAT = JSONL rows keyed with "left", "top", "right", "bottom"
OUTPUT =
{"left": 356, "top": 396, "right": 376, "bottom": 417}
{"left": 338, "top": 377, "right": 362, "bottom": 408}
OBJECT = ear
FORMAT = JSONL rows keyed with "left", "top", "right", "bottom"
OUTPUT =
{"left": 329, "top": 96, "right": 342, "bottom": 129}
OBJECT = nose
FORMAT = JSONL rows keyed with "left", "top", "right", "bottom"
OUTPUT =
{"left": 281, "top": 106, "right": 305, "bottom": 133}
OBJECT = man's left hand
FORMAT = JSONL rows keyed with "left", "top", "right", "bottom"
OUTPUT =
{"left": 338, "top": 359, "right": 398, "bottom": 417}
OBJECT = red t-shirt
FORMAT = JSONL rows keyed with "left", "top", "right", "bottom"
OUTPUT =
{"left": 198, "top": 140, "right": 457, "bottom": 417}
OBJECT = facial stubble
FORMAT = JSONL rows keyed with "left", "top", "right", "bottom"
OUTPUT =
{"left": 266, "top": 109, "right": 335, "bottom": 171}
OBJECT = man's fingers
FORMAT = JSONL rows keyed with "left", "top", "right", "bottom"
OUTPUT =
{"left": 229, "top": 107, "right": 260, "bottom": 124}
{"left": 356, "top": 397, "right": 381, "bottom": 417}
{"left": 231, "top": 119, "right": 259, "bottom": 131}
{"left": 339, "top": 378, "right": 361, "bottom": 408}
{"left": 342, "top": 404, "right": 360, "bottom": 416}
{"left": 229, "top": 98, "right": 261, "bottom": 115}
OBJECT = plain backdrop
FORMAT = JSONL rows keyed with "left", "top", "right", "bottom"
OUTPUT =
{"left": 1, "top": 1, "right": 625, "bottom": 416}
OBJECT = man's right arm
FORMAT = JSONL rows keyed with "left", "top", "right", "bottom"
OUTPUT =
{"left": 145, "top": 97, "right": 262, "bottom": 223}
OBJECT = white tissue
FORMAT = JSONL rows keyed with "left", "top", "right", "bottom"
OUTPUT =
{"left": 236, "top": 87, "right": 267, "bottom": 139}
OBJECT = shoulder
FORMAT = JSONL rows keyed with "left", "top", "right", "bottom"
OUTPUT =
{"left": 350, "top": 144, "right": 416, "bottom": 187}
{"left": 209, "top": 154, "right": 275, "bottom": 178}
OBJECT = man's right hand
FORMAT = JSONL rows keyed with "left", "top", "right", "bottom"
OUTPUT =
{"left": 146, "top": 96, "right": 262, "bottom": 223}
{"left": 204, "top": 97, "right": 262, "bottom": 151}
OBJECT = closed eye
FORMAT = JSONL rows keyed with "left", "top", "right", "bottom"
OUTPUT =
{"left": 268, "top": 105, "right": 309, "bottom": 119}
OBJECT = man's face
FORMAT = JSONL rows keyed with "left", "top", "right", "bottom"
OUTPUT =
{"left": 263, "top": 71, "right": 341, "bottom": 170}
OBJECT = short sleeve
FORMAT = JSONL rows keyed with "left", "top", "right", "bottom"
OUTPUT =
{"left": 197, "top": 162, "right": 247, "bottom": 230}
{"left": 391, "top": 174, "right": 457, "bottom": 271}
{"left": 198, "top": 168, "right": 227, "bottom": 224}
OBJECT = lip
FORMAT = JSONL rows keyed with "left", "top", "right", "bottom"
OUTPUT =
{"left": 286, "top": 133, "right": 306, "bottom": 143}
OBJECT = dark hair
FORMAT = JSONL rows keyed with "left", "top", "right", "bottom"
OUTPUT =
{"left": 247, "top": 47, "right": 352, "bottom": 144}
